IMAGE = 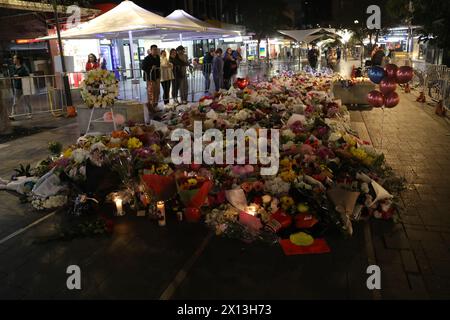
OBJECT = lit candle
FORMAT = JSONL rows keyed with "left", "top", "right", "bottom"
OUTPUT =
{"left": 115, "top": 197, "right": 123, "bottom": 216}
{"left": 246, "top": 205, "right": 257, "bottom": 216}
{"left": 157, "top": 201, "right": 166, "bottom": 226}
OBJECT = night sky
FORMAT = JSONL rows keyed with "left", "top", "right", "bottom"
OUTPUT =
{"left": 91, "top": 0, "right": 393, "bottom": 28}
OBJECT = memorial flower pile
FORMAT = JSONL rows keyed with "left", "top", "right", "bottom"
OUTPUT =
{"left": 4, "top": 71, "right": 405, "bottom": 249}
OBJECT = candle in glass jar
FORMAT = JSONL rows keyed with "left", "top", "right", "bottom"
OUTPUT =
{"left": 246, "top": 205, "right": 257, "bottom": 216}
{"left": 157, "top": 201, "right": 166, "bottom": 226}
{"left": 115, "top": 197, "right": 123, "bottom": 216}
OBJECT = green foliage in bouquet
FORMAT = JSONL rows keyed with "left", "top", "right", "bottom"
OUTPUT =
{"left": 48, "top": 141, "right": 63, "bottom": 155}
{"left": 34, "top": 158, "right": 53, "bottom": 178}
{"left": 14, "top": 164, "right": 32, "bottom": 177}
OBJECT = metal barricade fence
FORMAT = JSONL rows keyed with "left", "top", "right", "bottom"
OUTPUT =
{"left": 69, "top": 65, "right": 213, "bottom": 105}
{"left": 69, "top": 63, "right": 239, "bottom": 105}
{"left": 0, "top": 74, "right": 65, "bottom": 118}
{"left": 65, "top": 59, "right": 310, "bottom": 108}
{"left": 425, "top": 64, "right": 450, "bottom": 107}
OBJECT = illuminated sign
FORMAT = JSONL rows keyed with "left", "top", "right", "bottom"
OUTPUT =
{"left": 16, "top": 39, "right": 42, "bottom": 44}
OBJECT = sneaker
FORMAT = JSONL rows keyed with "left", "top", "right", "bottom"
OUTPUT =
{"left": 8, "top": 115, "right": 15, "bottom": 121}
{"left": 26, "top": 114, "right": 32, "bottom": 119}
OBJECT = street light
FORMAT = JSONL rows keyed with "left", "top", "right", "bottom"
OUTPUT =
{"left": 354, "top": 20, "right": 359, "bottom": 24}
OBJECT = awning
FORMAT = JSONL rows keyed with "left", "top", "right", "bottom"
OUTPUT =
{"left": 37, "top": 1, "right": 198, "bottom": 40}
{"left": 9, "top": 41, "right": 48, "bottom": 51}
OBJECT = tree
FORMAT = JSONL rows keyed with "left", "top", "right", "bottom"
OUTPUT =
{"left": 235, "top": 0, "right": 292, "bottom": 62}
{"left": 387, "top": 0, "right": 450, "bottom": 64}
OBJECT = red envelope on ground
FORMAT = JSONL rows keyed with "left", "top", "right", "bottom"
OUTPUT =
{"left": 294, "top": 214, "right": 319, "bottom": 229}
{"left": 279, "top": 238, "right": 331, "bottom": 255}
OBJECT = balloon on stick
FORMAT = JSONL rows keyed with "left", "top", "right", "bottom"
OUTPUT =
{"left": 368, "top": 66, "right": 386, "bottom": 84}
{"left": 367, "top": 90, "right": 385, "bottom": 108}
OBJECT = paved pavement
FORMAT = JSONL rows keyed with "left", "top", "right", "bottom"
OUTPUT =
{"left": 0, "top": 59, "right": 449, "bottom": 299}
{"left": 356, "top": 89, "right": 450, "bottom": 299}
{"left": 0, "top": 119, "right": 79, "bottom": 240}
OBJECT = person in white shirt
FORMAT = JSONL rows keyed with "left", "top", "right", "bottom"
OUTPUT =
{"left": 160, "top": 50, "right": 174, "bottom": 105}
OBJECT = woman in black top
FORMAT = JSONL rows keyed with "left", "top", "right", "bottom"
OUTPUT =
{"left": 223, "top": 48, "right": 237, "bottom": 90}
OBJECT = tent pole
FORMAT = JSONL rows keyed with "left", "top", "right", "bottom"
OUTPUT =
{"left": 179, "top": 33, "right": 183, "bottom": 46}
{"left": 128, "top": 30, "right": 136, "bottom": 79}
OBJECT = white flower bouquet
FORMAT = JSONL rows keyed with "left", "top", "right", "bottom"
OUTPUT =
{"left": 80, "top": 69, "right": 119, "bottom": 108}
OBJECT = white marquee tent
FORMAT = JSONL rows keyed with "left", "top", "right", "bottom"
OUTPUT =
{"left": 38, "top": 0, "right": 199, "bottom": 40}
{"left": 166, "top": 9, "right": 217, "bottom": 31}
{"left": 278, "top": 28, "right": 343, "bottom": 44}
{"left": 163, "top": 9, "right": 241, "bottom": 42}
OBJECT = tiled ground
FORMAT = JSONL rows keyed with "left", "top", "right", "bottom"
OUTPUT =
{"left": 352, "top": 88, "right": 450, "bottom": 299}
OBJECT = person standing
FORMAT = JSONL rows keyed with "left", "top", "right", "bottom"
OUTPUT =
{"left": 212, "top": 48, "right": 224, "bottom": 92}
{"left": 327, "top": 48, "right": 337, "bottom": 71}
{"left": 307, "top": 45, "right": 319, "bottom": 69}
{"left": 203, "top": 48, "right": 215, "bottom": 93}
{"left": 169, "top": 49, "right": 179, "bottom": 104}
{"left": 371, "top": 45, "right": 385, "bottom": 66}
{"left": 223, "top": 48, "right": 237, "bottom": 90}
{"left": 336, "top": 47, "right": 342, "bottom": 62}
{"left": 99, "top": 53, "right": 107, "bottom": 70}
{"left": 231, "top": 47, "right": 242, "bottom": 83}
{"left": 232, "top": 47, "right": 243, "bottom": 66}
{"left": 10, "top": 55, "right": 32, "bottom": 120}
{"left": 141, "top": 44, "right": 161, "bottom": 115}
{"left": 160, "top": 50, "right": 174, "bottom": 106}
{"left": 173, "top": 45, "right": 189, "bottom": 104}
{"left": 85, "top": 53, "right": 99, "bottom": 71}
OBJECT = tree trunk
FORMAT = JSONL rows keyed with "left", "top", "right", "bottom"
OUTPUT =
{"left": 360, "top": 42, "right": 365, "bottom": 68}
{"left": 0, "top": 88, "right": 12, "bottom": 134}
{"left": 256, "top": 37, "right": 261, "bottom": 62}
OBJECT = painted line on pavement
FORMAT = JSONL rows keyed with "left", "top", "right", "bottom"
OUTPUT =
{"left": 0, "top": 212, "right": 55, "bottom": 245}
{"left": 358, "top": 110, "right": 382, "bottom": 300}
{"left": 159, "top": 231, "right": 213, "bottom": 300}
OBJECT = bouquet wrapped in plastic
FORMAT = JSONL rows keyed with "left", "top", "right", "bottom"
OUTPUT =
{"left": 142, "top": 172, "right": 176, "bottom": 201}
{"left": 176, "top": 171, "right": 213, "bottom": 221}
